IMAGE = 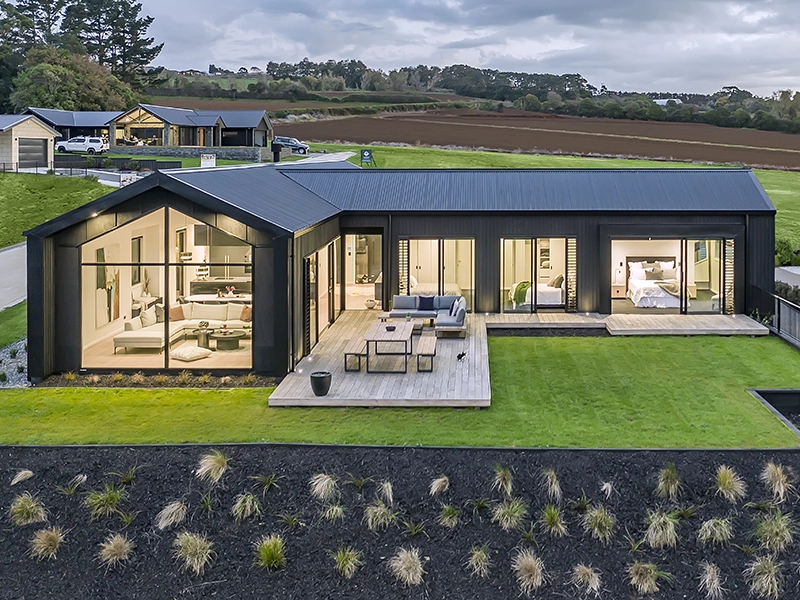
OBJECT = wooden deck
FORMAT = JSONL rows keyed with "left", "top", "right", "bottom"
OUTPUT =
{"left": 604, "top": 313, "right": 769, "bottom": 336}
{"left": 270, "top": 311, "right": 768, "bottom": 407}
{"left": 269, "top": 311, "right": 491, "bottom": 407}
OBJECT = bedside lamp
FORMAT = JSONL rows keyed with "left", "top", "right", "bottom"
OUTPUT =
{"left": 614, "top": 261, "right": 624, "bottom": 285}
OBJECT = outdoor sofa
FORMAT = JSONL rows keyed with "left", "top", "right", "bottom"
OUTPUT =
{"left": 389, "top": 294, "right": 467, "bottom": 336}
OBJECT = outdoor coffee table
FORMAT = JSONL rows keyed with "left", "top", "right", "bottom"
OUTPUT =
{"left": 209, "top": 329, "right": 246, "bottom": 351}
{"left": 364, "top": 321, "right": 414, "bottom": 373}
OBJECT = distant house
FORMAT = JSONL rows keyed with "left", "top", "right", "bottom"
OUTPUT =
{"left": 110, "top": 104, "right": 273, "bottom": 148}
{"left": 0, "top": 114, "right": 58, "bottom": 169}
{"left": 653, "top": 99, "right": 683, "bottom": 107}
{"left": 25, "top": 107, "right": 123, "bottom": 140}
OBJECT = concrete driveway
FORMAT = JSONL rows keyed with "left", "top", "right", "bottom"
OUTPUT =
{"left": 0, "top": 242, "right": 25, "bottom": 309}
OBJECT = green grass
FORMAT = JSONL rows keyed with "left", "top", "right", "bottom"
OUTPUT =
{"left": 0, "top": 301, "right": 26, "bottom": 348}
{"left": 311, "top": 143, "right": 800, "bottom": 246}
{"left": 0, "top": 173, "right": 109, "bottom": 248}
{"left": 0, "top": 336, "right": 798, "bottom": 447}
{"left": 88, "top": 153, "right": 249, "bottom": 169}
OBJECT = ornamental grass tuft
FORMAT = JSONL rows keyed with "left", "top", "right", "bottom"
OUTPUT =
{"left": 97, "top": 533, "right": 134, "bottom": 568}
{"left": 254, "top": 534, "right": 286, "bottom": 570}
{"left": 752, "top": 510, "right": 795, "bottom": 554}
{"left": 309, "top": 473, "right": 338, "bottom": 503}
{"left": 9, "top": 492, "right": 47, "bottom": 526}
{"left": 541, "top": 468, "right": 562, "bottom": 503}
{"left": 571, "top": 563, "right": 602, "bottom": 597}
{"left": 539, "top": 504, "right": 567, "bottom": 537}
{"left": 698, "top": 561, "right": 726, "bottom": 600}
{"left": 194, "top": 450, "right": 230, "bottom": 486}
{"left": 173, "top": 531, "right": 214, "bottom": 576}
{"left": 644, "top": 509, "right": 679, "bottom": 549}
{"left": 744, "top": 555, "right": 783, "bottom": 600}
{"left": 321, "top": 502, "right": 345, "bottom": 522}
{"left": 716, "top": 465, "right": 747, "bottom": 503}
{"left": 759, "top": 462, "right": 795, "bottom": 504}
{"left": 627, "top": 561, "right": 672, "bottom": 595}
{"left": 492, "top": 465, "right": 513, "bottom": 497}
{"left": 29, "top": 526, "right": 65, "bottom": 560}
{"left": 512, "top": 548, "right": 546, "bottom": 595}
{"left": 438, "top": 504, "right": 459, "bottom": 529}
{"left": 388, "top": 546, "right": 425, "bottom": 586}
{"left": 155, "top": 500, "right": 187, "bottom": 531}
{"left": 84, "top": 483, "right": 126, "bottom": 519}
{"left": 363, "top": 499, "right": 396, "bottom": 531}
{"left": 10, "top": 469, "right": 33, "bottom": 486}
{"left": 491, "top": 497, "right": 528, "bottom": 531}
{"left": 429, "top": 475, "right": 450, "bottom": 496}
{"left": 698, "top": 517, "right": 734, "bottom": 546}
{"left": 465, "top": 543, "right": 491, "bottom": 578}
{"left": 330, "top": 545, "right": 363, "bottom": 579}
{"left": 655, "top": 462, "right": 682, "bottom": 501}
{"left": 582, "top": 504, "right": 616, "bottom": 544}
{"left": 231, "top": 492, "right": 262, "bottom": 522}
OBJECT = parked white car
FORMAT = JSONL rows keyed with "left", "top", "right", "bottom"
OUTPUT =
{"left": 55, "top": 136, "right": 109, "bottom": 155}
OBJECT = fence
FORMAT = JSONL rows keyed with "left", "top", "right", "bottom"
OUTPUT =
{"left": 750, "top": 285, "right": 800, "bottom": 346}
{"left": 1, "top": 158, "right": 183, "bottom": 174}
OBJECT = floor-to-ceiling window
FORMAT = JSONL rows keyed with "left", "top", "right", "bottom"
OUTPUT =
{"left": 80, "top": 208, "right": 254, "bottom": 370}
{"left": 401, "top": 238, "right": 475, "bottom": 311}
{"left": 344, "top": 234, "right": 382, "bottom": 310}
{"left": 501, "top": 237, "right": 573, "bottom": 312}
{"left": 305, "top": 238, "right": 342, "bottom": 353}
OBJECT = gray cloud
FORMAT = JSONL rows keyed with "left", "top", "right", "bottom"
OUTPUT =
{"left": 139, "top": 0, "right": 800, "bottom": 95}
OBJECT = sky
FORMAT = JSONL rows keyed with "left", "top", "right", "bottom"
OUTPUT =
{"left": 139, "top": 0, "right": 799, "bottom": 96}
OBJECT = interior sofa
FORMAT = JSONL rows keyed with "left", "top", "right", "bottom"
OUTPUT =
{"left": 113, "top": 302, "right": 251, "bottom": 352}
{"left": 389, "top": 294, "right": 467, "bottom": 336}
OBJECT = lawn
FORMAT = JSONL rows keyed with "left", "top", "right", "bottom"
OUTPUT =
{"left": 0, "top": 301, "right": 26, "bottom": 348}
{"left": 89, "top": 153, "right": 249, "bottom": 169}
{"left": 0, "top": 173, "right": 109, "bottom": 248}
{"left": 312, "top": 143, "right": 800, "bottom": 245}
{"left": 1, "top": 336, "right": 797, "bottom": 447}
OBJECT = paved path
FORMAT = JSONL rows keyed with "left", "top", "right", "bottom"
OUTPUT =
{"left": 0, "top": 242, "right": 26, "bottom": 310}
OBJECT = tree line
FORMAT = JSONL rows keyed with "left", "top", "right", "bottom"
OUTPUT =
{"left": 0, "top": 0, "right": 162, "bottom": 112}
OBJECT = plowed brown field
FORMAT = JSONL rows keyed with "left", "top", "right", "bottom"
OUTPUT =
{"left": 279, "top": 109, "right": 800, "bottom": 168}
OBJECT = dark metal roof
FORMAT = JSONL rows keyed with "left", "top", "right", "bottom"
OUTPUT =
{"left": 283, "top": 169, "right": 775, "bottom": 213}
{"left": 165, "top": 165, "right": 339, "bottom": 232}
{"left": 25, "top": 107, "right": 123, "bottom": 129}
{"left": 196, "top": 110, "right": 270, "bottom": 129}
{"left": 135, "top": 105, "right": 271, "bottom": 130}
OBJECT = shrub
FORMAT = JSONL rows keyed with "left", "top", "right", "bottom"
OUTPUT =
{"left": 698, "top": 562, "right": 726, "bottom": 600}
{"left": 402, "top": 518, "right": 426, "bottom": 537}
{"left": 321, "top": 503, "right": 345, "bottom": 522}
{"left": 388, "top": 547, "right": 425, "bottom": 586}
{"left": 438, "top": 504, "right": 459, "bottom": 528}
{"left": 110, "top": 466, "right": 137, "bottom": 485}
{"left": 9, "top": 492, "right": 47, "bottom": 526}
{"left": 429, "top": 475, "right": 449, "bottom": 496}
{"left": 173, "top": 531, "right": 214, "bottom": 576}
{"left": 346, "top": 473, "right": 372, "bottom": 492}
{"left": 84, "top": 483, "right": 126, "bottom": 519}
{"left": 466, "top": 497, "right": 492, "bottom": 517}
{"left": 752, "top": 510, "right": 795, "bottom": 554}
{"left": 330, "top": 545, "right": 363, "bottom": 579}
{"left": 309, "top": 473, "right": 338, "bottom": 502}
{"left": 111, "top": 371, "right": 123, "bottom": 383}
{"left": 254, "top": 534, "right": 285, "bottom": 570}
{"left": 9, "top": 348, "right": 18, "bottom": 359}
{"left": 493, "top": 465, "right": 513, "bottom": 497}
{"left": 583, "top": 505, "right": 616, "bottom": 544}
{"left": 16, "top": 365, "right": 24, "bottom": 374}
{"left": 29, "top": 526, "right": 65, "bottom": 560}
{"left": 644, "top": 509, "right": 679, "bottom": 549}
{"left": 744, "top": 556, "right": 783, "bottom": 599}
{"left": 512, "top": 548, "right": 546, "bottom": 595}
{"left": 10, "top": 469, "right": 33, "bottom": 486}
{"left": 491, "top": 497, "right": 528, "bottom": 531}
{"left": 760, "top": 462, "right": 795, "bottom": 504}
{"left": 363, "top": 499, "right": 396, "bottom": 531}
{"left": 539, "top": 504, "right": 567, "bottom": 537}
{"left": 466, "top": 543, "right": 491, "bottom": 578}
{"left": 131, "top": 371, "right": 145, "bottom": 384}
{"left": 0, "top": 372, "right": 7, "bottom": 382}
{"left": 698, "top": 517, "right": 734, "bottom": 546}
{"left": 231, "top": 493, "right": 262, "bottom": 522}
{"left": 716, "top": 465, "right": 747, "bottom": 502}
{"left": 249, "top": 472, "right": 285, "bottom": 497}
{"left": 276, "top": 512, "right": 305, "bottom": 529}
{"left": 63, "top": 371, "right": 77, "bottom": 382}
{"left": 571, "top": 563, "right": 602, "bottom": 596}
{"left": 195, "top": 449, "right": 230, "bottom": 485}
{"left": 628, "top": 561, "right": 671, "bottom": 595}
{"left": 177, "top": 369, "right": 191, "bottom": 385}
{"left": 571, "top": 491, "right": 591, "bottom": 512}
{"left": 97, "top": 533, "right": 134, "bottom": 568}
{"left": 156, "top": 501, "right": 187, "bottom": 530}
{"left": 656, "top": 462, "right": 682, "bottom": 501}
{"left": 541, "top": 468, "right": 562, "bottom": 503}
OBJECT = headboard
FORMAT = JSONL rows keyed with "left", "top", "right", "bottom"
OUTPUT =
{"left": 624, "top": 256, "right": 676, "bottom": 289}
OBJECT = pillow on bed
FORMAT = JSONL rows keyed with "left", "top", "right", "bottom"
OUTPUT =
{"left": 662, "top": 268, "right": 677, "bottom": 279}
{"left": 658, "top": 261, "right": 675, "bottom": 270}
{"left": 410, "top": 275, "right": 419, "bottom": 288}
{"left": 631, "top": 268, "right": 646, "bottom": 280}
{"left": 553, "top": 274, "right": 564, "bottom": 288}
{"left": 645, "top": 268, "right": 664, "bottom": 280}
{"left": 628, "top": 261, "right": 644, "bottom": 270}
{"left": 546, "top": 274, "right": 558, "bottom": 287}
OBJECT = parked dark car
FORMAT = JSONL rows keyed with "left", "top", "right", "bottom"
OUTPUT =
{"left": 273, "top": 136, "right": 310, "bottom": 155}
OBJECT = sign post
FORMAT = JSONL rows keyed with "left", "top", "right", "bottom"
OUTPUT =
{"left": 360, "top": 149, "right": 374, "bottom": 167}
{"left": 200, "top": 154, "right": 217, "bottom": 168}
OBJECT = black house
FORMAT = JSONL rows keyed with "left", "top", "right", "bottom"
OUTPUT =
{"left": 24, "top": 165, "right": 775, "bottom": 381}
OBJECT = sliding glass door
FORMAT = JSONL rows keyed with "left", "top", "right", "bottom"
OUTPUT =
{"left": 402, "top": 238, "right": 474, "bottom": 310}
{"left": 501, "top": 237, "right": 576, "bottom": 313}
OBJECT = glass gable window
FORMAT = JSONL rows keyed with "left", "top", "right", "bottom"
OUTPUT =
{"left": 79, "top": 208, "right": 254, "bottom": 370}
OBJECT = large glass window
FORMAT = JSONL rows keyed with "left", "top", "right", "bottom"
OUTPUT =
{"left": 501, "top": 238, "right": 571, "bottom": 312}
{"left": 402, "top": 238, "right": 475, "bottom": 311}
{"left": 79, "top": 208, "right": 254, "bottom": 370}
{"left": 687, "top": 239, "right": 723, "bottom": 314}
{"left": 344, "top": 234, "right": 382, "bottom": 310}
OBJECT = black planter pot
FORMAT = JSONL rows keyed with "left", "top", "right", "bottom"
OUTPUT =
{"left": 309, "top": 371, "right": 332, "bottom": 396}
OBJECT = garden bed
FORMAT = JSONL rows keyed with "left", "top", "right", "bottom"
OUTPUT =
{"left": 35, "top": 371, "right": 277, "bottom": 389}
{"left": 2, "top": 445, "right": 798, "bottom": 599}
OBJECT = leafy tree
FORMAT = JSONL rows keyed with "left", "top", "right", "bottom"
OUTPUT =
{"left": 518, "top": 94, "right": 541, "bottom": 111}
{"left": 10, "top": 45, "right": 137, "bottom": 111}
{"left": 14, "top": 0, "right": 73, "bottom": 45}
{"left": 577, "top": 97, "right": 598, "bottom": 117}
{"left": 602, "top": 101, "right": 625, "bottom": 119}
{"left": 732, "top": 108, "right": 752, "bottom": 128}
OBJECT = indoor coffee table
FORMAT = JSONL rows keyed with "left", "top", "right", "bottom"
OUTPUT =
{"left": 209, "top": 329, "right": 246, "bottom": 351}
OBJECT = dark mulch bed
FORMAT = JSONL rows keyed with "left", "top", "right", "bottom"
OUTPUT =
{"left": 488, "top": 327, "right": 610, "bottom": 337}
{"left": 35, "top": 372, "right": 277, "bottom": 389}
{"left": 789, "top": 413, "right": 800, "bottom": 429}
{"left": 1, "top": 445, "right": 799, "bottom": 599}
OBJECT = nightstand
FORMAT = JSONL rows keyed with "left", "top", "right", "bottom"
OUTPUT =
{"left": 611, "top": 284, "right": 626, "bottom": 299}
{"left": 687, "top": 283, "right": 697, "bottom": 299}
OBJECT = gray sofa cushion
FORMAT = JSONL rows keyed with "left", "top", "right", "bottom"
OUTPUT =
{"left": 436, "top": 314, "right": 462, "bottom": 327}
{"left": 392, "top": 295, "right": 418, "bottom": 310}
{"left": 434, "top": 295, "right": 460, "bottom": 310}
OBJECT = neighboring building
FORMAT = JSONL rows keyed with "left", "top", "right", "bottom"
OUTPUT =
{"left": 653, "top": 98, "right": 684, "bottom": 106}
{"left": 110, "top": 104, "right": 273, "bottom": 147}
{"left": 25, "top": 166, "right": 775, "bottom": 381}
{"left": 25, "top": 107, "right": 123, "bottom": 140}
{"left": 0, "top": 114, "right": 59, "bottom": 169}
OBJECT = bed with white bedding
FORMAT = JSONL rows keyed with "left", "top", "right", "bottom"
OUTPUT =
{"left": 508, "top": 280, "right": 564, "bottom": 308}
{"left": 625, "top": 256, "right": 684, "bottom": 308}
{"left": 411, "top": 281, "right": 462, "bottom": 297}
{"left": 627, "top": 278, "right": 681, "bottom": 308}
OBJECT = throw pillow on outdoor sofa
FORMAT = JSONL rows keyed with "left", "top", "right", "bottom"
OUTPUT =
{"left": 418, "top": 295, "right": 435, "bottom": 310}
